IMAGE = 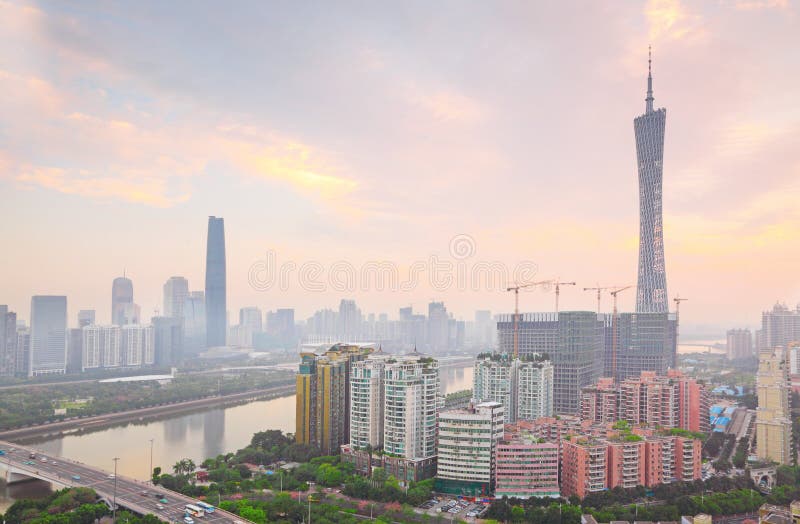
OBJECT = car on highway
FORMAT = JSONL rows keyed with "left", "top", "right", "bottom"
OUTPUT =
{"left": 107, "top": 474, "right": 115, "bottom": 479}
{"left": 0, "top": 450, "right": 6, "bottom": 455}
{"left": 155, "top": 503, "right": 165, "bottom": 510}
{"left": 71, "top": 475, "right": 81, "bottom": 481}
{"left": 160, "top": 498, "right": 169, "bottom": 504}
{"left": 24, "top": 461, "right": 35, "bottom": 465}
{"left": 183, "top": 517, "right": 194, "bottom": 524}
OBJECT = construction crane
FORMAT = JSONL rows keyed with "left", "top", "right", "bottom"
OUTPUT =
{"left": 609, "top": 286, "right": 632, "bottom": 381}
{"left": 506, "top": 280, "right": 552, "bottom": 358}
{"left": 583, "top": 285, "right": 611, "bottom": 314}
{"left": 674, "top": 296, "right": 688, "bottom": 361}
{"left": 553, "top": 281, "right": 576, "bottom": 313}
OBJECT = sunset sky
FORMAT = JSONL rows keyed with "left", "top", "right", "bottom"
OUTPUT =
{"left": 1, "top": 0, "right": 799, "bottom": 334}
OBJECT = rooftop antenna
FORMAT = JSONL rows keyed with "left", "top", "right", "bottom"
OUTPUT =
{"left": 646, "top": 45, "right": 654, "bottom": 114}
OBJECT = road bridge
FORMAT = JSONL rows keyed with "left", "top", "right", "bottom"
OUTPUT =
{"left": 0, "top": 439, "right": 248, "bottom": 523}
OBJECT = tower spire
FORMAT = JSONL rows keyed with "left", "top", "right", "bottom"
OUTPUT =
{"left": 646, "top": 45, "right": 654, "bottom": 114}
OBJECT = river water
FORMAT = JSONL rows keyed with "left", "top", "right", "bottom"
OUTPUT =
{"left": 0, "top": 365, "right": 474, "bottom": 511}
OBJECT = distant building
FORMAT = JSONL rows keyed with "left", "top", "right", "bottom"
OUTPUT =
{"left": 606, "top": 312, "right": 677, "bottom": 380}
{"left": 755, "top": 347, "right": 792, "bottom": 464}
{"left": 182, "top": 291, "right": 206, "bottom": 355}
{"left": 473, "top": 352, "right": 554, "bottom": 423}
{"left": 15, "top": 327, "right": 30, "bottom": 375}
{"left": 495, "top": 440, "right": 560, "bottom": 499}
{"left": 727, "top": 329, "right": 754, "bottom": 360}
{"left": 0, "top": 305, "right": 17, "bottom": 376}
{"left": 152, "top": 316, "right": 183, "bottom": 366}
{"left": 266, "top": 308, "right": 295, "bottom": 348}
{"left": 67, "top": 328, "right": 82, "bottom": 373}
{"left": 111, "top": 276, "right": 138, "bottom": 326}
{"left": 497, "top": 311, "right": 602, "bottom": 415}
{"left": 120, "top": 324, "right": 154, "bottom": 367}
{"left": 205, "top": 216, "right": 227, "bottom": 348}
{"left": 163, "top": 276, "right": 189, "bottom": 319}
{"left": 77, "top": 309, "right": 95, "bottom": 328}
{"left": 435, "top": 402, "right": 504, "bottom": 496}
{"left": 760, "top": 303, "right": 800, "bottom": 351}
{"left": 29, "top": 295, "right": 68, "bottom": 376}
{"left": 427, "top": 302, "right": 449, "bottom": 353}
{"left": 82, "top": 325, "right": 121, "bottom": 369}
{"left": 234, "top": 306, "right": 263, "bottom": 347}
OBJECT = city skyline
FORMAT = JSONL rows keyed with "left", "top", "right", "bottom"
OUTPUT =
{"left": 2, "top": 1, "right": 800, "bottom": 330}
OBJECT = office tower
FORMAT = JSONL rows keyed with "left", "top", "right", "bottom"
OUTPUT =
{"left": 15, "top": 327, "right": 30, "bottom": 375}
{"left": 473, "top": 352, "right": 554, "bottom": 423}
{"left": 29, "top": 295, "right": 68, "bottom": 376}
{"left": 295, "top": 344, "right": 373, "bottom": 454}
{"left": 163, "top": 276, "right": 189, "bottom": 319}
{"left": 427, "top": 301, "right": 449, "bottom": 353}
{"left": 152, "top": 316, "right": 183, "bottom": 366}
{"left": 383, "top": 353, "right": 443, "bottom": 461}
{"left": 205, "top": 216, "right": 227, "bottom": 347}
{"left": 727, "top": 328, "right": 753, "bottom": 360}
{"left": 111, "top": 276, "right": 136, "bottom": 325}
{"left": 605, "top": 312, "right": 677, "bottom": 380}
{"left": 349, "top": 353, "right": 391, "bottom": 449}
{"left": 337, "top": 299, "right": 362, "bottom": 341}
{"left": 77, "top": 310, "right": 95, "bottom": 328}
{"left": 0, "top": 306, "right": 17, "bottom": 376}
{"left": 435, "top": 402, "right": 504, "bottom": 496}
{"left": 495, "top": 440, "right": 560, "bottom": 499}
{"left": 497, "top": 311, "right": 602, "bottom": 415}
{"left": 67, "top": 328, "right": 82, "bottom": 373}
{"left": 266, "top": 308, "right": 295, "bottom": 348}
{"left": 755, "top": 347, "right": 792, "bottom": 464}
{"left": 183, "top": 291, "right": 206, "bottom": 355}
{"left": 634, "top": 50, "right": 669, "bottom": 313}
{"left": 759, "top": 303, "right": 800, "bottom": 350}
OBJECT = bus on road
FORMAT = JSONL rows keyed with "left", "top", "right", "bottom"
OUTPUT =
{"left": 184, "top": 504, "right": 205, "bottom": 518}
{"left": 196, "top": 501, "right": 215, "bottom": 513}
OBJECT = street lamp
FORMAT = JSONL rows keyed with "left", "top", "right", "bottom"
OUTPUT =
{"left": 112, "top": 457, "right": 120, "bottom": 521}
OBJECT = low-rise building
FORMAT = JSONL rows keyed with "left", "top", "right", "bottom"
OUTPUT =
{"left": 495, "top": 440, "right": 560, "bottom": 499}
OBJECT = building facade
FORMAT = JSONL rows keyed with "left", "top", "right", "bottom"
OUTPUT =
{"left": 0, "top": 306, "right": 17, "bottom": 376}
{"left": 205, "top": 216, "right": 227, "bottom": 348}
{"left": 111, "top": 276, "right": 135, "bottom": 326}
{"left": 755, "top": 347, "right": 792, "bottom": 464}
{"left": 29, "top": 295, "right": 68, "bottom": 376}
{"left": 495, "top": 440, "right": 560, "bottom": 499}
{"left": 349, "top": 353, "right": 390, "bottom": 449}
{"left": 163, "top": 276, "right": 189, "bottom": 319}
{"left": 473, "top": 352, "right": 554, "bottom": 423}
{"left": 727, "top": 329, "right": 754, "bottom": 360}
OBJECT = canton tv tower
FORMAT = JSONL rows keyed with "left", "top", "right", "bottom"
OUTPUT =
{"left": 634, "top": 47, "right": 668, "bottom": 313}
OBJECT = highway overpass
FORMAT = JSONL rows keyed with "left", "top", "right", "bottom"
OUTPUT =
{"left": 0, "top": 439, "right": 248, "bottom": 523}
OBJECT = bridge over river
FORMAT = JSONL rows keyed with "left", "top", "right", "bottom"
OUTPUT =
{"left": 1, "top": 439, "right": 249, "bottom": 523}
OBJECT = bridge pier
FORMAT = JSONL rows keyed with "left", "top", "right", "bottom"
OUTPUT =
{"left": 5, "top": 469, "right": 37, "bottom": 484}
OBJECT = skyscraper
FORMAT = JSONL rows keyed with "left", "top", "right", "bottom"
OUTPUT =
{"left": 163, "top": 276, "right": 189, "bottom": 319}
{"left": 78, "top": 310, "right": 96, "bottom": 327}
{"left": 183, "top": 291, "right": 206, "bottom": 355}
{"left": 0, "top": 305, "right": 18, "bottom": 376}
{"left": 111, "top": 276, "right": 136, "bottom": 325}
{"left": 205, "top": 216, "right": 227, "bottom": 348}
{"left": 634, "top": 49, "right": 669, "bottom": 313}
{"left": 29, "top": 295, "right": 68, "bottom": 376}
{"left": 755, "top": 347, "right": 792, "bottom": 464}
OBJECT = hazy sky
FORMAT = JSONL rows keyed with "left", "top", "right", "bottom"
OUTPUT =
{"left": 1, "top": 0, "right": 798, "bottom": 333}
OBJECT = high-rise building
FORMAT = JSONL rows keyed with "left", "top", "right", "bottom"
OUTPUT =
{"left": 337, "top": 299, "right": 362, "bottom": 342}
{"left": 634, "top": 50, "right": 669, "bottom": 314}
{"left": 77, "top": 310, "right": 95, "bottom": 328}
{"left": 349, "top": 353, "right": 390, "bottom": 449}
{"left": 581, "top": 377, "right": 618, "bottom": 424}
{"left": 152, "top": 316, "right": 183, "bottom": 366}
{"left": 495, "top": 440, "right": 560, "bottom": 499}
{"left": 29, "top": 296, "right": 68, "bottom": 376}
{"left": 727, "top": 328, "right": 754, "bottom": 360}
{"left": 266, "top": 308, "right": 295, "bottom": 348}
{"left": 295, "top": 344, "right": 373, "bottom": 454}
{"left": 605, "top": 312, "right": 677, "bottom": 380}
{"left": 561, "top": 436, "right": 608, "bottom": 499}
{"left": 111, "top": 276, "right": 137, "bottom": 326}
{"left": 427, "top": 302, "right": 449, "bottom": 353}
{"left": 383, "top": 353, "right": 443, "bottom": 461}
{"left": 67, "top": 328, "right": 83, "bottom": 373}
{"left": 755, "top": 347, "right": 792, "bottom": 464}
{"left": 183, "top": 291, "right": 206, "bottom": 355}
{"left": 15, "top": 327, "right": 30, "bottom": 375}
{"left": 497, "top": 311, "right": 602, "bottom": 415}
{"left": 435, "top": 401, "right": 505, "bottom": 496}
{"left": 163, "top": 276, "right": 189, "bottom": 319}
{"left": 0, "top": 306, "right": 17, "bottom": 376}
{"left": 205, "top": 216, "right": 227, "bottom": 348}
{"left": 759, "top": 303, "right": 800, "bottom": 351}
{"left": 82, "top": 325, "right": 122, "bottom": 369}
{"left": 120, "top": 325, "right": 154, "bottom": 367}
{"left": 473, "top": 352, "right": 553, "bottom": 423}
{"left": 234, "top": 306, "right": 263, "bottom": 347}
{"left": 474, "top": 310, "right": 494, "bottom": 348}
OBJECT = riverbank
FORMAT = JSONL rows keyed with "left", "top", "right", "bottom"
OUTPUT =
{"left": 0, "top": 383, "right": 295, "bottom": 441}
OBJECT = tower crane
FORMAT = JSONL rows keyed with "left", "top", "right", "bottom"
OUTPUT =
{"left": 609, "top": 286, "right": 632, "bottom": 381}
{"left": 583, "top": 285, "right": 611, "bottom": 314}
{"left": 553, "top": 281, "right": 576, "bottom": 313}
{"left": 506, "top": 280, "right": 552, "bottom": 358}
{"left": 673, "top": 295, "right": 688, "bottom": 363}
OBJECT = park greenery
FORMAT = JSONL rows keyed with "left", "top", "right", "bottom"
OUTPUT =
{"left": 0, "top": 487, "right": 160, "bottom": 524}
{"left": 0, "top": 370, "right": 293, "bottom": 430}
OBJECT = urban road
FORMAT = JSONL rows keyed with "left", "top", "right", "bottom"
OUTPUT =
{"left": 0, "top": 440, "right": 249, "bottom": 523}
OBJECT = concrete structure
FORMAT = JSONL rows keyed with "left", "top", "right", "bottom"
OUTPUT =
{"left": 205, "top": 216, "right": 227, "bottom": 348}
{"left": 634, "top": 50, "right": 669, "bottom": 314}
{"left": 727, "top": 328, "right": 754, "bottom": 360}
{"left": 495, "top": 440, "right": 560, "bottom": 499}
{"left": 473, "top": 352, "right": 554, "bottom": 423}
{"left": 435, "top": 401, "right": 504, "bottom": 496}
{"left": 29, "top": 295, "right": 68, "bottom": 376}
{"left": 497, "top": 311, "right": 603, "bottom": 415}
{"left": 755, "top": 347, "right": 792, "bottom": 464}
{"left": 349, "top": 353, "right": 391, "bottom": 449}
{"left": 163, "top": 276, "right": 189, "bottom": 319}
{"left": 383, "top": 353, "right": 443, "bottom": 463}
{"left": 295, "top": 344, "right": 373, "bottom": 454}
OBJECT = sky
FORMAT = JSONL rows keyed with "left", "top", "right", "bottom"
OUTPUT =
{"left": 1, "top": 0, "right": 799, "bottom": 335}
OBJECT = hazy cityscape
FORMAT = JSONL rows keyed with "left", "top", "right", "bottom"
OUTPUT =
{"left": 1, "top": 2, "right": 800, "bottom": 524}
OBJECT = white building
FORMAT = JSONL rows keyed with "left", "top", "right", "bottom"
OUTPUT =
{"left": 473, "top": 353, "right": 554, "bottom": 423}
{"left": 120, "top": 325, "right": 154, "bottom": 367}
{"left": 436, "top": 401, "right": 504, "bottom": 496}
{"left": 383, "top": 353, "right": 443, "bottom": 460}
{"left": 163, "top": 276, "right": 189, "bottom": 319}
{"left": 350, "top": 353, "right": 390, "bottom": 449}
{"left": 82, "top": 325, "right": 102, "bottom": 370}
